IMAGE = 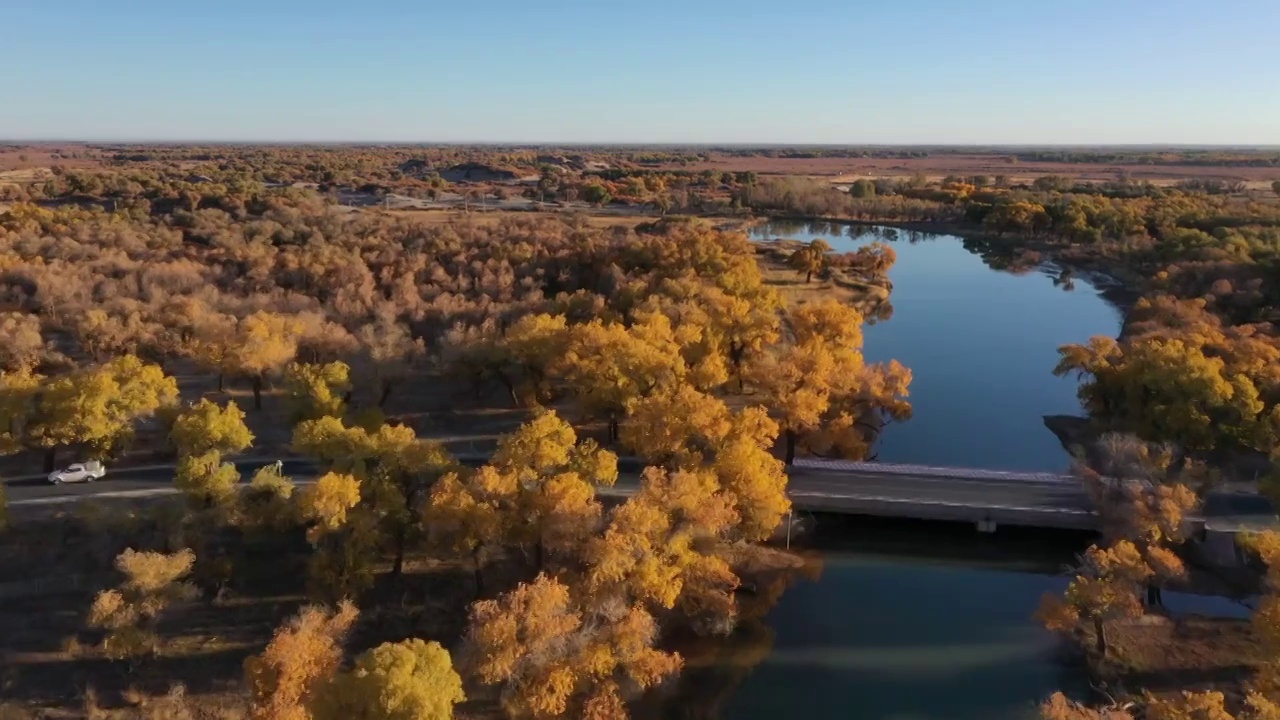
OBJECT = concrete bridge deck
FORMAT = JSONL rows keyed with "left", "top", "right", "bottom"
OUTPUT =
{"left": 5, "top": 456, "right": 1275, "bottom": 539}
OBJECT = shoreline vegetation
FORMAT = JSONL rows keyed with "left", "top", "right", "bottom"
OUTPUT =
{"left": 1, "top": 144, "right": 1279, "bottom": 719}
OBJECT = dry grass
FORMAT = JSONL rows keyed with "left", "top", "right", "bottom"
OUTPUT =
{"left": 644, "top": 151, "right": 1280, "bottom": 185}
{"left": 1096, "top": 616, "right": 1267, "bottom": 699}
{"left": 754, "top": 242, "right": 893, "bottom": 319}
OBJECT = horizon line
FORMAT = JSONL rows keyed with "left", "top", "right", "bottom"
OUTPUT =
{"left": 4, "top": 139, "right": 1280, "bottom": 150}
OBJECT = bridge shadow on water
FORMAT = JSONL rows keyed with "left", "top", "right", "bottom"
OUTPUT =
{"left": 796, "top": 512, "right": 1095, "bottom": 576}
{"left": 637, "top": 515, "right": 1097, "bottom": 720}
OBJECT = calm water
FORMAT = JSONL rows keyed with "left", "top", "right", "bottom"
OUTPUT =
{"left": 749, "top": 221, "right": 1125, "bottom": 473}
{"left": 690, "top": 223, "right": 1133, "bottom": 719}
{"left": 711, "top": 525, "right": 1247, "bottom": 720}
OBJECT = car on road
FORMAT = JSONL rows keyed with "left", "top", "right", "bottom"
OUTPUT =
{"left": 48, "top": 461, "right": 107, "bottom": 484}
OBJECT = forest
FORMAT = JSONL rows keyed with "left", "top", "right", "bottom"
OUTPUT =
{"left": 3, "top": 145, "right": 1280, "bottom": 719}
{"left": 0, "top": 157, "right": 907, "bottom": 719}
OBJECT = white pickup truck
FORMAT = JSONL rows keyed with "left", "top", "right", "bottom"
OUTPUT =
{"left": 48, "top": 460, "right": 107, "bottom": 484}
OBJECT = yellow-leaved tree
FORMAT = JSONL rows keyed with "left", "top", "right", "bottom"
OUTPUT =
{"left": 174, "top": 450, "right": 243, "bottom": 508}
{"left": 621, "top": 385, "right": 732, "bottom": 468}
{"left": 293, "top": 417, "right": 455, "bottom": 576}
{"left": 1037, "top": 541, "right": 1151, "bottom": 655}
{"left": 244, "top": 601, "right": 359, "bottom": 720}
{"left": 553, "top": 313, "right": 687, "bottom": 441}
{"left": 227, "top": 311, "right": 303, "bottom": 410}
{"left": 488, "top": 409, "right": 615, "bottom": 569}
{"left": 0, "top": 366, "right": 41, "bottom": 456}
{"left": 585, "top": 467, "right": 741, "bottom": 634}
{"left": 788, "top": 238, "right": 832, "bottom": 283}
{"left": 710, "top": 407, "right": 791, "bottom": 542}
{"left": 283, "top": 361, "right": 352, "bottom": 423}
{"left": 295, "top": 471, "right": 362, "bottom": 544}
{"left": 29, "top": 355, "right": 178, "bottom": 470}
{"left": 311, "top": 639, "right": 465, "bottom": 720}
{"left": 463, "top": 573, "right": 681, "bottom": 720}
{"left": 423, "top": 468, "right": 505, "bottom": 597}
{"left": 241, "top": 462, "right": 298, "bottom": 532}
{"left": 87, "top": 548, "right": 199, "bottom": 661}
{"left": 169, "top": 398, "right": 255, "bottom": 457}
{"left": 751, "top": 300, "right": 911, "bottom": 463}
{"left": 1076, "top": 434, "right": 1202, "bottom": 607}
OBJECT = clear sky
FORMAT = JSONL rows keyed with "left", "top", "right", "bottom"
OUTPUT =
{"left": 3, "top": 0, "right": 1278, "bottom": 144}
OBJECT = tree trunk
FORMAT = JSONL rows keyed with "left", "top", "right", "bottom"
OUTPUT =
{"left": 496, "top": 372, "right": 518, "bottom": 407}
{"left": 252, "top": 375, "right": 263, "bottom": 410}
{"left": 805, "top": 270, "right": 813, "bottom": 283}
{"left": 608, "top": 416, "right": 619, "bottom": 443}
{"left": 730, "top": 344, "right": 745, "bottom": 394}
{"left": 1093, "top": 616, "right": 1107, "bottom": 655}
{"left": 392, "top": 523, "right": 407, "bottom": 578}
{"left": 378, "top": 380, "right": 395, "bottom": 408}
{"left": 784, "top": 430, "right": 797, "bottom": 465}
{"left": 217, "top": 372, "right": 225, "bottom": 392}
{"left": 535, "top": 539, "right": 545, "bottom": 572}
{"left": 44, "top": 446, "right": 56, "bottom": 473}
{"left": 472, "top": 545, "right": 485, "bottom": 599}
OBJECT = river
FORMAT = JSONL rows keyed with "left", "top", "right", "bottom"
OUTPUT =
{"left": 750, "top": 220, "right": 1124, "bottom": 473}
{"left": 666, "top": 222, "right": 1167, "bottom": 720}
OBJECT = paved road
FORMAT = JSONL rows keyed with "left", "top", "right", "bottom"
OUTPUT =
{"left": 4, "top": 457, "right": 1273, "bottom": 532}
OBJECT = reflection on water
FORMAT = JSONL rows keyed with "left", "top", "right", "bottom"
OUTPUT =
{"left": 649, "top": 223, "right": 1212, "bottom": 720}
{"left": 651, "top": 512, "right": 1250, "bottom": 720}
{"left": 750, "top": 221, "right": 1123, "bottom": 472}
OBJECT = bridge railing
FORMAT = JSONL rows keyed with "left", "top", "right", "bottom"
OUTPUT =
{"left": 791, "top": 458, "right": 1078, "bottom": 484}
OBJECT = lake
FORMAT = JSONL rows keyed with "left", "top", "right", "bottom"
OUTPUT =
{"left": 749, "top": 221, "right": 1125, "bottom": 473}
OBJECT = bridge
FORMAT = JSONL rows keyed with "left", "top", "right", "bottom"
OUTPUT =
{"left": 5, "top": 455, "right": 1275, "bottom": 541}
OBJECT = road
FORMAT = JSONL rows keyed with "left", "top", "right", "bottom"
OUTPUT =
{"left": 3, "top": 457, "right": 1273, "bottom": 533}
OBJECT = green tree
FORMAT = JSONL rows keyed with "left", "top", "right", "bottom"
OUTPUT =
{"left": 169, "top": 399, "right": 254, "bottom": 457}
{"left": 1056, "top": 335, "right": 1267, "bottom": 452}
{"left": 312, "top": 639, "right": 465, "bottom": 720}
{"left": 581, "top": 183, "right": 612, "bottom": 206}
{"left": 848, "top": 179, "right": 876, "bottom": 198}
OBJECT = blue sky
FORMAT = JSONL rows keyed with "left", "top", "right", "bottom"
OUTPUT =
{"left": 3, "top": 0, "right": 1278, "bottom": 144}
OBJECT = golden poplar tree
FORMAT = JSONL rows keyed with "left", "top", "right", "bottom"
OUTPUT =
{"left": 87, "top": 548, "right": 199, "bottom": 660}
{"left": 244, "top": 601, "right": 359, "bottom": 720}
{"left": 463, "top": 574, "right": 680, "bottom": 720}
{"left": 169, "top": 398, "right": 255, "bottom": 457}
{"left": 1037, "top": 542, "right": 1151, "bottom": 655}
{"left": 311, "top": 639, "right": 465, "bottom": 720}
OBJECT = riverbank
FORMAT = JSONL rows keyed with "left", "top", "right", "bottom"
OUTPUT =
{"left": 762, "top": 214, "right": 1146, "bottom": 317}
{"left": 753, "top": 237, "right": 893, "bottom": 318}
{"left": 1075, "top": 614, "right": 1265, "bottom": 705}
